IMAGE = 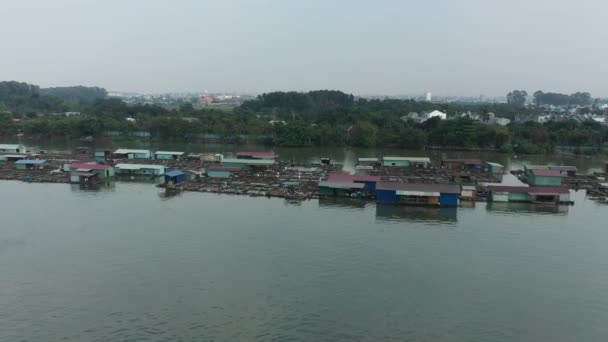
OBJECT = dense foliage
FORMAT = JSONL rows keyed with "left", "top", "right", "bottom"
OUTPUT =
{"left": 41, "top": 86, "right": 108, "bottom": 105}
{"left": 2, "top": 82, "right": 607, "bottom": 154}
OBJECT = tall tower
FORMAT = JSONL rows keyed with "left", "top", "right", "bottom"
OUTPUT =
{"left": 425, "top": 92, "right": 432, "bottom": 102}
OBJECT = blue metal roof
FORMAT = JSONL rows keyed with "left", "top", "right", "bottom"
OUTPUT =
{"left": 15, "top": 159, "right": 47, "bottom": 165}
{"left": 165, "top": 170, "right": 184, "bottom": 177}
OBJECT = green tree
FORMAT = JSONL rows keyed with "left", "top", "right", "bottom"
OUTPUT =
{"left": 507, "top": 90, "right": 528, "bottom": 107}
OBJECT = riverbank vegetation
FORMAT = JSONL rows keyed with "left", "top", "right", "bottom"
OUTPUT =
{"left": 1, "top": 81, "right": 608, "bottom": 154}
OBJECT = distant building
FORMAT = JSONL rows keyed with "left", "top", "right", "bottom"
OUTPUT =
{"left": 113, "top": 149, "right": 152, "bottom": 159}
{"left": 15, "top": 159, "right": 47, "bottom": 170}
{"left": 426, "top": 92, "right": 432, "bottom": 101}
{"left": 200, "top": 95, "right": 215, "bottom": 104}
{"left": 400, "top": 110, "right": 446, "bottom": 123}
{"left": 64, "top": 112, "right": 81, "bottom": 117}
{"left": 0, "top": 144, "right": 27, "bottom": 153}
{"left": 427, "top": 110, "right": 447, "bottom": 120}
{"left": 268, "top": 120, "right": 287, "bottom": 126}
{"left": 154, "top": 151, "right": 185, "bottom": 160}
{"left": 382, "top": 157, "right": 431, "bottom": 168}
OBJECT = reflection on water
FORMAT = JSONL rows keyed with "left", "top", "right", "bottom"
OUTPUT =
{"left": 486, "top": 201, "right": 569, "bottom": 215}
{"left": 318, "top": 197, "right": 368, "bottom": 209}
{"left": 375, "top": 204, "right": 458, "bottom": 223}
{"left": 69, "top": 182, "right": 116, "bottom": 192}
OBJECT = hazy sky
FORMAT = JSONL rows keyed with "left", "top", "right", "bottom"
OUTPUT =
{"left": 1, "top": 0, "right": 607, "bottom": 96}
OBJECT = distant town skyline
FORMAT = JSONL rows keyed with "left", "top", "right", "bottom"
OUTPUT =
{"left": 2, "top": 0, "right": 607, "bottom": 97}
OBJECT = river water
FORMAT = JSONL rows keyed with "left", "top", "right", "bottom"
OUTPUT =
{"left": 2, "top": 147, "right": 608, "bottom": 341}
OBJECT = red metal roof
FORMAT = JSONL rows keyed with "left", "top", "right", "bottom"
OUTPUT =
{"left": 236, "top": 151, "right": 276, "bottom": 158}
{"left": 531, "top": 169, "right": 565, "bottom": 177}
{"left": 327, "top": 172, "right": 381, "bottom": 183}
{"left": 70, "top": 163, "right": 111, "bottom": 171}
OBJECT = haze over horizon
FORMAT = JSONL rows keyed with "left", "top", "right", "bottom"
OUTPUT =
{"left": 2, "top": 0, "right": 607, "bottom": 97}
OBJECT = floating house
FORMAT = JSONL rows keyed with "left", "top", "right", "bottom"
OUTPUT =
{"left": 318, "top": 181, "right": 366, "bottom": 198}
{"left": 461, "top": 185, "right": 477, "bottom": 200}
{"left": 69, "top": 171, "right": 98, "bottom": 184}
{"left": 376, "top": 182, "right": 461, "bottom": 207}
{"left": 154, "top": 151, "right": 185, "bottom": 160}
{"left": 94, "top": 149, "right": 113, "bottom": 162}
{"left": 382, "top": 157, "right": 431, "bottom": 168}
{"left": 188, "top": 153, "right": 223, "bottom": 162}
{"left": 113, "top": 149, "right": 152, "bottom": 159}
{"left": 327, "top": 173, "right": 381, "bottom": 191}
{"left": 355, "top": 165, "right": 374, "bottom": 175}
{"left": 0, "top": 144, "right": 27, "bottom": 153}
{"left": 548, "top": 165, "right": 577, "bottom": 177}
{"left": 441, "top": 158, "right": 483, "bottom": 170}
{"left": 1, "top": 154, "right": 27, "bottom": 161}
{"left": 286, "top": 166, "right": 320, "bottom": 173}
{"left": 528, "top": 169, "right": 564, "bottom": 187}
{"left": 69, "top": 163, "right": 115, "bottom": 179}
{"left": 236, "top": 151, "right": 277, "bottom": 160}
{"left": 206, "top": 166, "right": 239, "bottom": 178}
{"left": 220, "top": 158, "right": 274, "bottom": 170}
{"left": 487, "top": 185, "right": 570, "bottom": 204}
{"left": 357, "top": 157, "right": 381, "bottom": 167}
{"left": 114, "top": 163, "right": 166, "bottom": 176}
{"left": 15, "top": 159, "right": 47, "bottom": 170}
{"left": 523, "top": 165, "right": 549, "bottom": 175}
{"left": 164, "top": 170, "right": 185, "bottom": 185}
{"left": 486, "top": 162, "right": 505, "bottom": 174}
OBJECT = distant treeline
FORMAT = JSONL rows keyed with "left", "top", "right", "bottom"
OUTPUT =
{"left": 1, "top": 81, "right": 607, "bottom": 154}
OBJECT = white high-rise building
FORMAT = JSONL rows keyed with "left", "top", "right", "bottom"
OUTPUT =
{"left": 425, "top": 92, "right": 432, "bottom": 101}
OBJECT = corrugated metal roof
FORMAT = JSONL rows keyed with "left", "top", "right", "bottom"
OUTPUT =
{"left": 70, "top": 163, "right": 111, "bottom": 170}
{"left": 396, "top": 190, "right": 441, "bottom": 197}
{"left": 531, "top": 169, "right": 565, "bottom": 177}
{"left": 327, "top": 173, "right": 381, "bottom": 183}
{"left": 382, "top": 157, "right": 431, "bottom": 163}
{"left": 115, "top": 163, "right": 165, "bottom": 170}
{"left": 0, "top": 144, "right": 24, "bottom": 149}
{"left": 0, "top": 154, "right": 27, "bottom": 158}
{"left": 114, "top": 149, "right": 150, "bottom": 154}
{"left": 358, "top": 157, "right": 379, "bottom": 162}
{"left": 524, "top": 165, "right": 549, "bottom": 170}
{"left": 548, "top": 165, "right": 578, "bottom": 172}
{"left": 486, "top": 162, "right": 504, "bottom": 167}
{"left": 165, "top": 170, "right": 184, "bottom": 177}
{"left": 487, "top": 185, "right": 568, "bottom": 194}
{"left": 15, "top": 159, "right": 47, "bottom": 165}
{"left": 221, "top": 158, "right": 274, "bottom": 165}
{"left": 154, "top": 151, "right": 185, "bottom": 155}
{"left": 377, "top": 182, "right": 460, "bottom": 194}
{"left": 318, "top": 181, "right": 365, "bottom": 189}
